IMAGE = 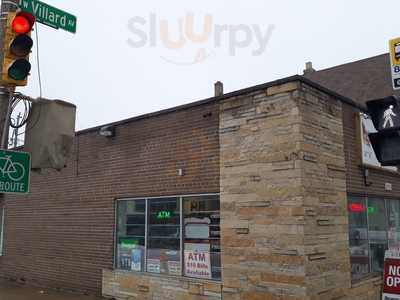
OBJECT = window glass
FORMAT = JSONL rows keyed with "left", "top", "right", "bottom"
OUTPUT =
{"left": 116, "top": 200, "right": 146, "bottom": 272}
{"left": 388, "top": 200, "right": 400, "bottom": 250}
{"left": 115, "top": 195, "right": 221, "bottom": 281}
{"left": 367, "top": 198, "right": 387, "bottom": 273}
{"left": 183, "top": 195, "right": 221, "bottom": 280}
{"left": 147, "top": 198, "right": 181, "bottom": 275}
{"left": 348, "top": 197, "right": 370, "bottom": 280}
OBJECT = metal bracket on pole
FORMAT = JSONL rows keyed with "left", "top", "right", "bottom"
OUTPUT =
{"left": 0, "top": 88, "right": 13, "bottom": 149}
{"left": 1, "top": 1, "right": 19, "bottom": 8}
{"left": 0, "top": 89, "right": 10, "bottom": 96}
{"left": 13, "top": 92, "right": 38, "bottom": 103}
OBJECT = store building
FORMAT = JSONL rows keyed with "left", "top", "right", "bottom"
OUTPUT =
{"left": 0, "top": 54, "right": 399, "bottom": 300}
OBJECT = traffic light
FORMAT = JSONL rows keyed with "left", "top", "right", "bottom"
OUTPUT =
{"left": 1, "top": 11, "right": 35, "bottom": 86}
{"left": 369, "top": 131, "right": 400, "bottom": 166}
{"left": 366, "top": 96, "right": 400, "bottom": 166}
{"left": 366, "top": 96, "right": 400, "bottom": 131}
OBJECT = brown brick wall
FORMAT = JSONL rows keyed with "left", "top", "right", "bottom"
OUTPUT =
{"left": 341, "top": 102, "right": 399, "bottom": 299}
{"left": 343, "top": 104, "right": 400, "bottom": 197}
{"left": 99, "top": 79, "right": 390, "bottom": 300}
{"left": 0, "top": 101, "right": 220, "bottom": 295}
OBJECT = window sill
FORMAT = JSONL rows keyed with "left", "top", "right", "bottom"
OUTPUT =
{"left": 113, "top": 268, "right": 222, "bottom": 284}
{"left": 351, "top": 273, "right": 382, "bottom": 288}
{"left": 361, "top": 163, "right": 400, "bottom": 176}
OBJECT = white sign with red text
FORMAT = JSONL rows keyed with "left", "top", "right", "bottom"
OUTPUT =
{"left": 184, "top": 243, "right": 212, "bottom": 279}
{"left": 383, "top": 250, "right": 400, "bottom": 300}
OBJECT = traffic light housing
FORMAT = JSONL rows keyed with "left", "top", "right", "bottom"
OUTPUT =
{"left": 1, "top": 11, "right": 35, "bottom": 86}
{"left": 369, "top": 131, "right": 400, "bottom": 166}
{"left": 366, "top": 96, "right": 400, "bottom": 131}
{"left": 366, "top": 96, "right": 400, "bottom": 166}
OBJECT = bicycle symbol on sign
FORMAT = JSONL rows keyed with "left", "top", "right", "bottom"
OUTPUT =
{"left": 0, "top": 155, "right": 25, "bottom": 182}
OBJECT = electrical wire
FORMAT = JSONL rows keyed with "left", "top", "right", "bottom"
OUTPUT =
{"left": 17, "top": 22, "right": 44, "bottom": 136}
{"left": 9, "top": 94, "right": 31, "bottom": 129}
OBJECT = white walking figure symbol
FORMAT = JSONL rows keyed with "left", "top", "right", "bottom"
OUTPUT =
{"left": 383, "top": 105, "right": 397, "bottom": 128}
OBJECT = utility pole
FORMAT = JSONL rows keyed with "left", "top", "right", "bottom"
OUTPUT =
{"left": 11, "top": 112, "right": 22, "bottom": 148}
{"left": 0, "top": 0, "right": 19, "bottom": 150}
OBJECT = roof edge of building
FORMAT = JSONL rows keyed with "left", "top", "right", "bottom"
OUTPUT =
{"left": 76, "top": 75, "right": 365, "bottom": 136}
{"left": 307, "top": 53, "right": 389, "bottom": 75}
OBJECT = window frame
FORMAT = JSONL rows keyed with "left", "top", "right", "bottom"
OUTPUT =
{"left": 0, "top": 206, "right": 4, "bottom": 257}
{"left": 114, "top": 193, "right": 220, "bottom": 280}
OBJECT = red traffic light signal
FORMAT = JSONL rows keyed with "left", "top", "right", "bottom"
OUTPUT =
{"left": 1, "top": 11, "right": 36, "bottom": 86}
{"left": 12, "top": 13, "right": 35, "bottom": 34}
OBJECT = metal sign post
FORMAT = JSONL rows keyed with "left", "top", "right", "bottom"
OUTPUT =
{"left": 0, "top": 89, "right": 31, "bottom": 194}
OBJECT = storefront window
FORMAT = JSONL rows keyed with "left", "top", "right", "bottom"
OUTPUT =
{"left": 183, "top": 195, "right": 221, "bottom": 280}
{"left": 116, "top": 199, "right": 146, "bottom": 272}
{"left": 348, "top": 196, "right": 398, "bottom": 280}
{"left": 115, "top": 195, "right": 221, "bottom": 281}
{"left": 147, "top": 198, "right": 180, "bottom": 275}
{"left": 388, "top": 200, "right": 400, "bottom": 250}
{"left": 348, "top": 197, "right": 369, "bottom": 280}
{"left": 367, "top": 198, "right": 387, "bottom": 273}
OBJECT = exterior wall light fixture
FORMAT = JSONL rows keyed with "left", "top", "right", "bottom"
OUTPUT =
{"left": 99, "top": 125, "right": 116, "bottom": 138}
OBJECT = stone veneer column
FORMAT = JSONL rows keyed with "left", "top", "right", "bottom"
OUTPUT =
{"left": 296, "top": 83, "right": 351, "bottom": 299}
{"left": 219, "top": 81, "right": 352, "bottom": 300}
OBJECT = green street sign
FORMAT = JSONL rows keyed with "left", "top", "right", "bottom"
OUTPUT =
{"left": 0, "top": 150, "right": 30, "bottom": 194}
{"left": 19, "top": 0, "right": 77, "bottom": 34}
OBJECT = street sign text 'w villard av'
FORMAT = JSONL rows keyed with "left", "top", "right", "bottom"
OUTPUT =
{"left": 19, "top": 0, "right": 77, "bottom": 33}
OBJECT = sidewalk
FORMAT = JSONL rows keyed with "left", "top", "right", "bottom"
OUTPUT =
{"left": 0, "top": 280, "right": 106, "bottom": 300}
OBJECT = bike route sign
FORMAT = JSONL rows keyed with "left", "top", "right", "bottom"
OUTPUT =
{"left": 0, "top": 150, "right": 30, "bottom": 194}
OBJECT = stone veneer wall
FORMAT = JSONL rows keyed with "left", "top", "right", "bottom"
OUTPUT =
{"left": 103, "top": 80, "right": 382, "bottom": 300}
{"left": 297, "top": 83, "right": 350, "bottom": 299}
{"left": 103, "top": 270, "right": 222, "bottom": 300}
{"left": 220, "top": 81, "right": 309, "bottom": 300}
{"left": 219, "top": 81, "right": 380, "bottom": 300}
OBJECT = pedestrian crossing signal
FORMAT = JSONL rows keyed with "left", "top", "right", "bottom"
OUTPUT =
{"left": 366, "top": 96, "right": 400, "bottom": 132}
{"left": 366, "top": 96, "right": 400, "bottom": 166}
{"left": 369, "top": 131, "right": 400, "bottom": 167}
{"left": 1, "top": 11, "right": 35, "bottom": 86}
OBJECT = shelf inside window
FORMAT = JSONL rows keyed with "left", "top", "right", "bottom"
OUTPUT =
{"left": 148, "top": 236, "right": 180, "bottom": 239}
{"left": 149, "top": 224, "right": 180, "bottom": 227}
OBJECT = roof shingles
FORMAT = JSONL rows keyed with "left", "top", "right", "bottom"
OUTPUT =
{"left": 304, "top": 53, "right": 400, "bottom": 106}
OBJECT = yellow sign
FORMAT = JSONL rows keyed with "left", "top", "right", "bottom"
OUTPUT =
{"left": 389, "top": 38, "right": 400, "bottom": 90}
{"left": 390, "top": 38, "right": 400, "bottom": 65}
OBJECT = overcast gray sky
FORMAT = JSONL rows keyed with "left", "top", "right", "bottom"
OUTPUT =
{"left": 12, "top": 0, "right": 400, "bottom": 130}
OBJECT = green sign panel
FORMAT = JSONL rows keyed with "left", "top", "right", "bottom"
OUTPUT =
{"left": 157, "top": 211, "right": 172, "bottom": 220}
{"left": 0, "top": 150, "right": 30, "bottom": 194}
{"left": 120, "top": 238, "right": 139, "bottom": 249}
{"left": 20, "top": 0, "right": 77, "bottom": 34}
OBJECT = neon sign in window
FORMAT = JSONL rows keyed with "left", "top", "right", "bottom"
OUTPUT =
{"left": 157, "top": 211, "right": 172, "bottom": 220}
